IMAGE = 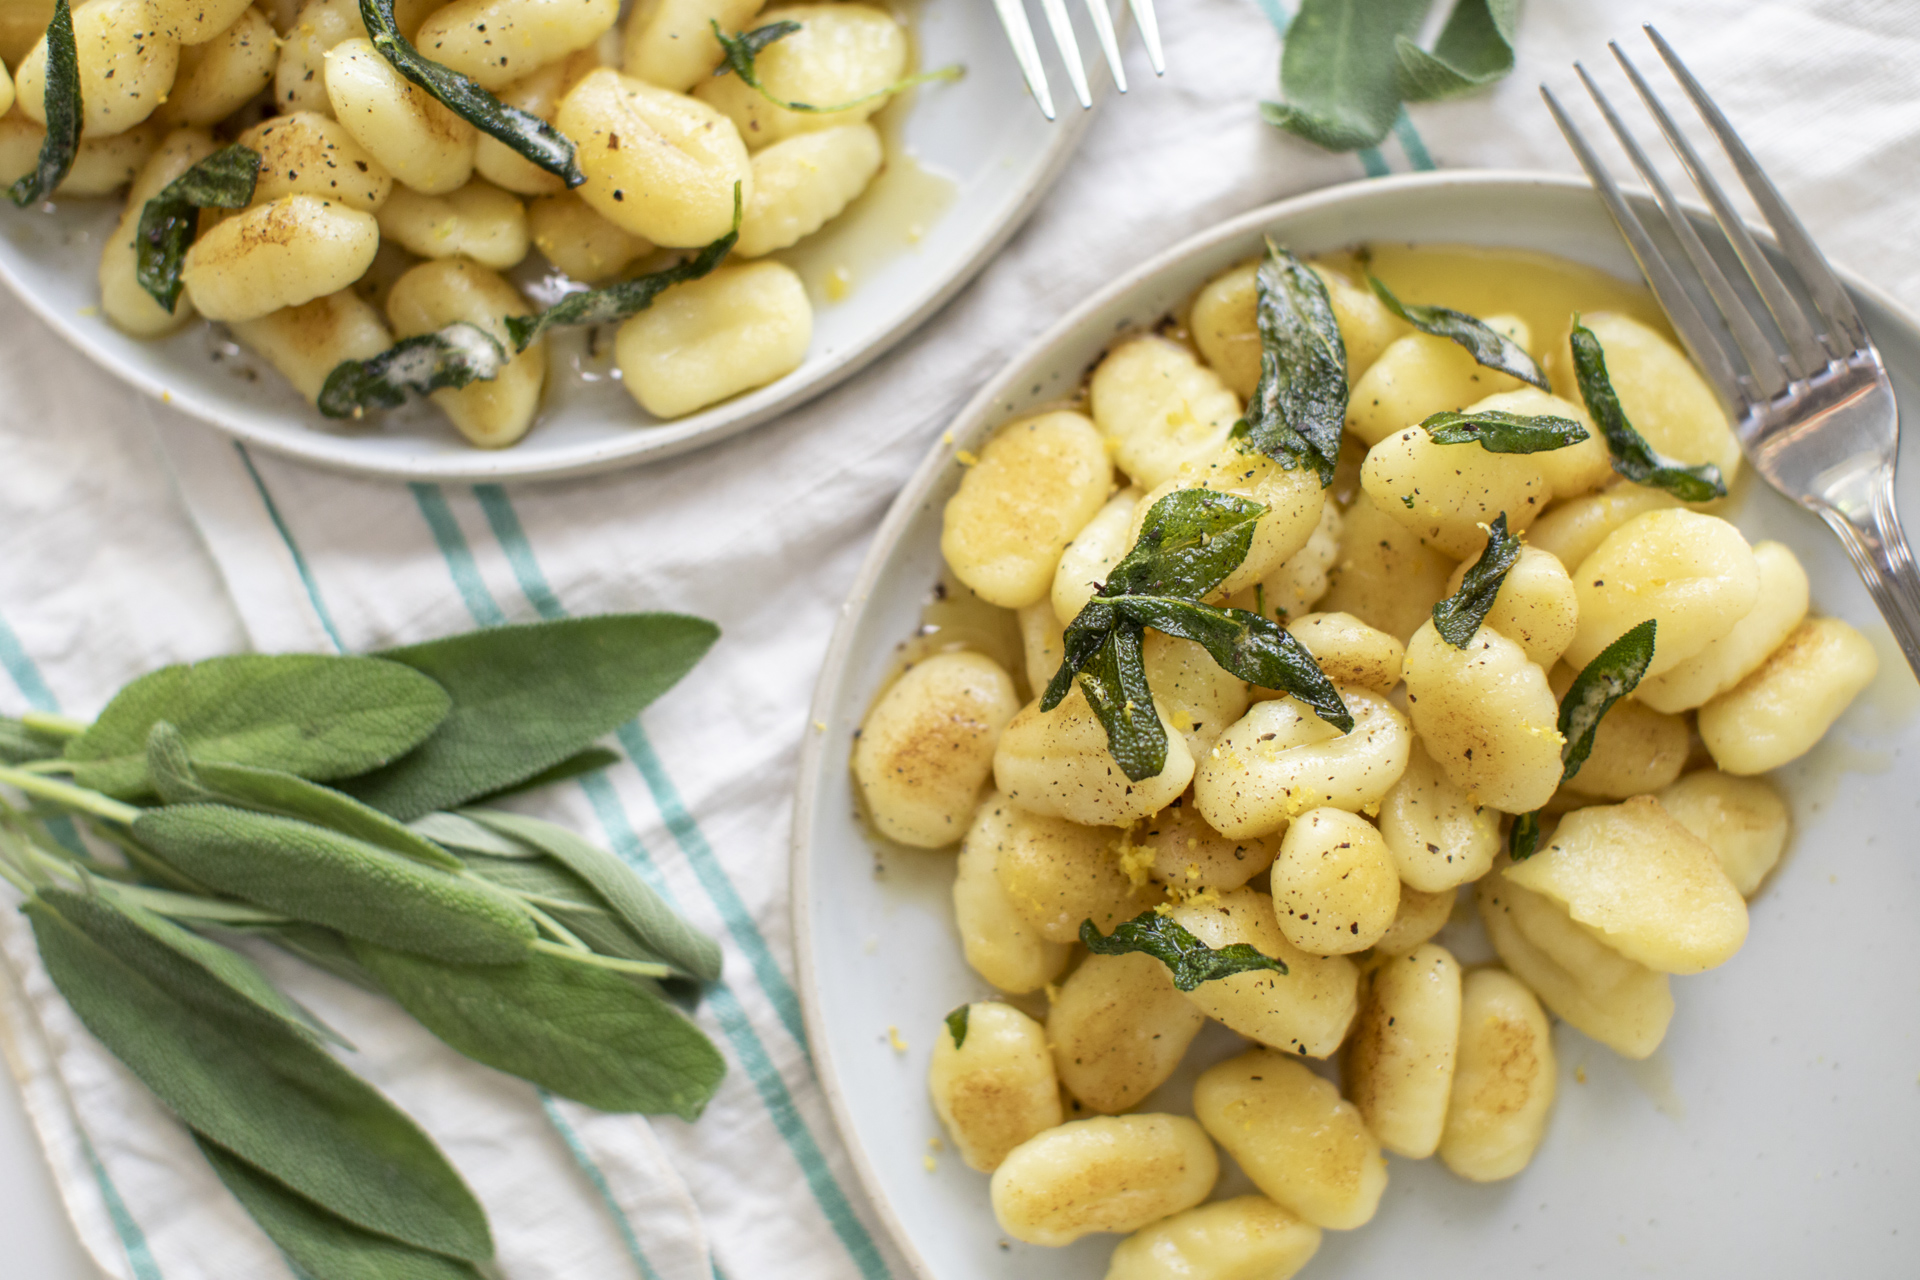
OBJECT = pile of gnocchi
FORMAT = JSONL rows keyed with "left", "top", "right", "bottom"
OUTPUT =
{"left": 852, "top": 246, "right": 1880, "bottom": 1277}
{"left": 0, "top": 0, "right": 920, "bottom": 445}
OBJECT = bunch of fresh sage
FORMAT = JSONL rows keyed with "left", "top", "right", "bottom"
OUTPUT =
{"left": 0, "top": 614, "right": 727, "bottom": 1278}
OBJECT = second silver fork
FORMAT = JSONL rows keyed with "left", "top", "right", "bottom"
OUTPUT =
{"left": 992, "top": 0, "right": 1164, "bottom": 120}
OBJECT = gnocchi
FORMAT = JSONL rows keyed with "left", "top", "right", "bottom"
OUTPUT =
{"left": 990, "top": 1115, "right": 1218, "bottom": 1246}
{"left": 1345, "top": 943, "right": 1462, "bottom": 1158}
{"left": 852, "top": 651, "right": 1020, "bottom": 849}
{"left": 929, "top": 1002, "right": 1062, "bottom": 1172}
{"left": 1438, "top": 969, "right": 1555, "bottom": 1182}
{"left": 614, "top": 259, "right": 812, "bottom": 418}
{"left": 384, "top": 257, "right": 547, "bottom": 447}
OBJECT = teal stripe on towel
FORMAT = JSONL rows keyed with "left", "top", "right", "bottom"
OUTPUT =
{"left": 234, "top": 444, "right": 346, "bottom": 652}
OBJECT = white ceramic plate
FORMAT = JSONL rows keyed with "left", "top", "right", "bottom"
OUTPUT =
{"left": 0, "top": 7, "right": 1092, "bottom": 482}
{"left": 793, "top": 171, "right": 1920, "bottom": 1279}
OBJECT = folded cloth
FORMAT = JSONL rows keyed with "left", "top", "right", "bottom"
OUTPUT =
{"left": 1, "top": 1, "right": 1917, "bottom": 1277}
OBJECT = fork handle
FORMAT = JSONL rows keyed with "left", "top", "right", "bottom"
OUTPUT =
{"left": 1816, "top": 466, "right": 1920, "bottom": 680}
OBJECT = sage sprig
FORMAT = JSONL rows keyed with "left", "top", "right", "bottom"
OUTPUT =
{"left": 1369, "top": 276, "right": 1550, "bottom": 390}
{"left": 1569, "top": 318, "right": 1727, "bottom": 501}
{"left": 711, "top": 19, "right": 962, "bottom": 113}
{"left": 1430, "top": 513, "right": 1522, "bottom": 648}
{"left": 317, "top": 323, "right": 510, "bottom": 421}
{"left": 1235, "top": 240, "right": 1347, "bottom": 486}
{"left": 1421, "top": 408, "right": 1588, "bottom": 453}
{"left": 1509, "top": 618, "right": 1659, "bottom": 860}
{"left": 1081, "top": 911, "right": 1289, "bottom": 992}
{"left": 1044, "top": 489, "right": 1351, "bottom": 781}
{"left": 359, "top": 0, "right": 583, "bottom": 186}
{"left": 10, "top": 0, "right": 79, "bottom": 206}
{"left": 135, "top": 145, "right": 261, "bottom": 311}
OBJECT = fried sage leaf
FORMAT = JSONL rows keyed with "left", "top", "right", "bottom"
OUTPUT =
{"left": 1569, "top": 319, "right": 1727, "bottom": 501}
{"left": 1081, "top": 911, "right": 1288, "bottom": 992}
{"left": 1114, "top": 596, "right": 1352, "bottom": 732}
{"left": 1236, "top": 240, "right": 1347, "bottom": 485}
{"left": 353, "top": 940, "right": 727, "bottom": 1119}
{"left": 317, "top": 322, "right": 509, "bottom": 420}
{"left": 1431, "top": 513, "right": 1523, "bottom": 648}
{"left": 944, "top": 1004, "right": 969, "bottom": 1049}
{"left": 711, "top": 19, "right": 961, "bottom": 114}
{"left": 1396, "top": 0, "right": 1519, "bottom": 102}
{"left": 1369, "top": 275, "right": 1549, "bottom": 390}
{"left": 10, "top": 0, "right": 79, "bottom": 206}
{"left": 1072, "top": 622, "right": 1164, "bottom": 783}
{"left": 23, "top": 891, "right": 492, "bottom": 1262}
{"left": 503, "top": 190, "right": 740, "bottom": 352}
{"left": 1508, "top": 810, "right": 1541, "bottom": 861}
{"left": 1258, "top": 0, "right": 1429, "bottom": 152}
{"left": 359, "top": 0, "right": 582, "bottom": 185}
{"left": 65, "top": 654, "right": 452, "bottom": 799}
{"left": 199, "top": 1140, "right": 484, "bottom": 1280}
{"left": 1420, "top": 408, "right": 1588, "bottom": 453}
{"left": 135, "top": 144, "right": 260, "bottom": 311}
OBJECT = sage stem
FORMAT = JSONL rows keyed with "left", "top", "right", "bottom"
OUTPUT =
{"left": 0, "top": 766, "right": 141, "bottom": 824}
{"left": 530, "top": 939, "right": 672, "bottom": 978}
{"left": 518, "top": 899, "right": 591, "bottom": 952}
{"left": 19, "top": 711, "right": 86, "bottom": 738}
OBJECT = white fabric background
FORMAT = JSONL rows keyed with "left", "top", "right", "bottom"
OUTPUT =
{"left": 1, "top": 1, "right": 1917, "bottom": 1276}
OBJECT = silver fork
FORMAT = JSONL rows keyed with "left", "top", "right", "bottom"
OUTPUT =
{"left": 1544, "top": 26, "right": 1920, "bottom": 679}
{"left": 991, "top": 0, "right": 1163, "bottom": 120}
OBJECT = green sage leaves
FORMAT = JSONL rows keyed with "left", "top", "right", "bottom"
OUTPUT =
{"left": 945, "top": 1004, "right": 970, "bottom": 1049}
{"left": 1370, "top": 276, "right": 1549, "bottom": 390}
{"left": 1569, "top": 319, "right": 1726, "bottom": 501}
{"left": 1081, "top": 911, "right": 1288, "bottom": 992}
{"left": 135, "top": 145, "right": 260, "bottom": 312}
{"left": 360, "top": 0, "right": 583, "bottom": 186}
{"left": 1396, "top": 0, "right": 1520, "bottom": 103}
{"left": 1431, "top": 513, "right": 1522, "bottom": 648}
{"left": 1420, "top": 408, "right": 1588, "bottom": 453}
{"left": 317, "top": 323, "right": 510, "bottom": 420}
{"left": 10, "top": 0, "right": 79, "bottom": 206}
{"left": 1237, "top": 240, "right": 1347, "bottom": 486}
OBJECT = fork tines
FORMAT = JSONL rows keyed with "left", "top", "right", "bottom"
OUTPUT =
{"left": 993, "top": 0, "right": 1164, "bottom": 121}
{"left": 1541, "top": 26, "right": 1865, "bottom": 409}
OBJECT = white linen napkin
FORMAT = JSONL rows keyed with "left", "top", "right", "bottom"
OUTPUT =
{"left": 2, "top": 1, "right": 1917, "bottom": 1277}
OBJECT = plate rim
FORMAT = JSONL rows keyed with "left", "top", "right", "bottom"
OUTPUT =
{"left": 788, "top": 165, "right": 1920, "bottom": 1279}
{"left": 0, "top": 96, "right": 1096, "bottom": 484}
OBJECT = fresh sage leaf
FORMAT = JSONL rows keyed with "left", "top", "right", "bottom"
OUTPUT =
{"left": 359, "top": 0, "right": 582, "bottom": 186}
{"left": 236, "top": 922, "right": 384, "bottom": 994}
{"left": 1369, "top": 276, "right": 1549, "bottom": 390}
{"left": 10, "top": 0, "right": 79, "bottom": 206}
{"left": 459, "top": 851, "right": 675, "bottom": 970}
{"left": 468, "top": 746, "right": 620, "bottom": 803}
{"left": 198, "top": 1140, "right": 484, "bottom": 1280}
{"left": 1508, "top": 810, "right": 1540, "bottom": 861}
{"left": 1569, "top": 319, "right": 1727, "bottom": 501}
{"left": 944, "top": 1004, "right": 969, "bottom": 1050}
{"left": 133, "top": 805, "right": 536, "bottom": 965}
{"left": 1430, "top": 513, "right": 1523, "bottom": 648}
{"left": 135, "top": 144, "right": 260, "bottom": 312}
{"left": 1557, "top": 618, "right": 1658, "bottom": 782}
{"left": 65, "top": 654, "right": 452, "bottom": 799}
{"left": 408, "top": 811, "right": 543, "bottom": 859}
{"left": 353, "top": 941, "right": 727, "bottom": 1120}
{"left": 1, "top": 715, "right": 69, "bottom": 764}
{"left": 1259, "top": 0, "right": 1430, "bottom": 152}
{"left": 347, "top": 614, "right": 719, "bottom": 822}
{"left": 1080, "top": 911, "right": 1288, "bottom": 993}
{"left": 317, "top": 323, "right": 509, "bottom": 421}
{"left": 145, "top": 721, "right": 215, "bottom": 804}
{"left": 1236, "top": 241, "right": 1347, "bottom": 485}
{"left": 503, "top": 194, "right": 740, "bottom": 352}
{"left": 1396, "top": 0, "right": 1519, "bottom": 102}
{"left": 24, "top": 893, "right": 492, "bottom": 1262}
{"left": 1420, "top": 408, "right": 1588, "bottom": 453}
{"left": 710, "top": 19, "right": 961, "bottom": 114}
{"left": 464, "top": 809, "right": 722, "bottom": 982}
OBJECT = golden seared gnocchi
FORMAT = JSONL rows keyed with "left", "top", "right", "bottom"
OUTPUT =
{"left": 1279, "top": 612, "right": 1403, "bottom": 694}
{"left": 614, "top": 259, "right": 812, "bottom": 418}
{"left": 1439, "top": 968, "right": 1555, "bottom": 1182}
{"left": 240, "top": 112, "right": 394, "bottom": 211}
{"left": 1568, "top": 508, "right": 1761, "bottom": 677}
{"left": 1376, "top": 740, "right": 1500, "bottom": 891}
{"left": 951, "top": 795, "right": 1070, "bottom": 995}
{"left": 1134, "top": 443, "right": 1326, "bottom": 597}
{"left": 17, "top": 0, "right": 178, "bottom": 137}
{"left": 1372, "top": 881, "right": 1454, "bottom": 955}
{"left": 1130, "top": 795, "right": 1279, "bottom": 892}
{"left": 944, "top": 411, "right": 1114, "bottom": 610}
{"left": 853, "top": 650, "right": 1020, "bottom": 848}
{"left": 990, "top": 1115, "right": 1218, "bottom": 1246}
{"left": 1194, "top": 686, "right": 1410, "bottom": 839}
{"left": 326, "top": 37, "right": 478, "bottom": 194}
{"left": 1169, "top": 888, "right": 1358, "bottom": 1057}
{"left": 415, "top": 0, "right": 620, "bottom": 91}
{"left": 385, "top": 257, "right": 547, "bottom": 447}
{"left": 181, "top": 194, "right": 381, "bottom": 322}
{"left": 1360, "top": 422, "right": 1550, "bottom": 558}
{"left": 375, "top": 180, "right": 529, "bottom": 270}
{"left": 99, "top": 127, "right": 220, "bottom": 336}
{"left": 1143, "top": 631, "right": 1250, "bottom": 761}
{"left": 1697, "top": 616, "right": 1877, "bottom": 774}
{"left": 1656, "top": 771, "right": 1790, "bottom": 897}
{"left": 1259, "top": 499, "right": 1343, "bottom": 621}
{"left": 994, "top": 687, "right": 1194, "bottom": 827}
{"left": 1346, "top": 943, "right": 1462, "bottom": 1158}
{"left": 735, "top": 122, "right": 881, "bottom": 258}
{"left": 1551, "top": 311, "right": 1741, "bottom": 481}
{"left": 1317, "top": 493, "right": 1458, "bottom": 641}
{"left": 1402, "top": 619, "right": 1564, "bottom": 814}
{"left": 159, "top": 5, "right": 276, "bottom": 126}
{"left": 1346, "top": 315, "right": 1531, "bottom": 447}
{"left": 622, "top": 0, "right": 766, "bottom": 93}
{"left": 228, "top": 289, "right": 394, "bottom": 403}
{"left": 527, "top": 191, "right": 649, "bottom": 282}
{"left": 1090, "top": 334, "right": 1242, "bottom": 490}
{"left": 473, "top": 47, "right": 600, "bottom": 195}
{"left": 1441, "top": 543, "right": 1578, "bottom": 671}
{"left": 1048, "top": 951, "right": 1205, "bottom": 1114}
{"left": 1052, "top": 488, "right": 1142, "bottom": 624}
{"left": 995, "top": 806, "right": 1158, "bottom": 942}
{"left": 929, "top": 1002, "right": 1062, "bottom": 1172}
{"left": 1270, "top": 807, "right": 1399, "bottom": 954}
{"left": 1106, "top": 1196, "right": 1321, "bottom": 1280}
{"left": 1637, "top": 540, "right": 1809, "bottom": 713}
{"left": 694, "top": 2, "right": 906, "bottom": 146}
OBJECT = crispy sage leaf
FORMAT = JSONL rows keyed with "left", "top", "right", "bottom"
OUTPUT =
{"left": 944, "top": 1004, "right": 969, "bottom": 1049}
{"left": 1557, "top": 618, "right": 1658, "bottom": 782}
{"left": 359, "top": 0, "right": 582, "bottom": 185}
{"left": 710, "top": 19, "right": 961, "bottom": 114}
{"left": 1421, "top": 408, "right": 1587, "bottom": 453}
{"left": 1073, "top": 623, "right": 1165, "bottom": 783}
{"left": 24, "top": 892, "right": 492, "bottom": 1261}
{"left": 135, "top": 144, "right": 260, "bottom": 311}
{"left": 1081, "top": 911, "right": 1288, "bottom": 992}
{"left": 198, "top": 1140, "right": 485, "bottom": 1280}
{"left": 1396, "top": 0, "right": 1519, "bottom": 102}
{"left": 1569, "top": 319, "right": 1727, "bottom": 501}
{"left": 465, "top": 809, "right": 722, "bottom": 981}
{"left": 503, "top": 192, "right": 740, "bottom": 352}
{"left": 317, "top": 322, "right": 508, "bottom": 420}
{"left": 65, "top": 654, "right": 452, "bottom": 799}
{"left": 1236, "top": 241, "right": 1347, "bottom": 485}
{"left": 1259, "top": 0, "right": 1430, "bottom": 152}
{"left": 0, "top": 715, "right": 66, "bottom": 764}
{"left": 1508, "top": 810, "right": 1541, "bottom": 861}
{"left": 133, "top": 804, "right": 536, "bottom": 964}
{"left": 1431, "top": 513, "right": 1523, "bottom": 648}
{"left": 10, "top": 0, "right": 79, "bottom": 206}
{"left": 1369, "top": 276, "right": 1549, "bottom": 390}
{"left": 352, "top": 941, "right": 727, "bottom": 1119}
{"left": 1113, "top": 597, "right": 1352, "bottom": 732}
{"left": 347, "top": 614, "right": 719, "bottom": 822}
